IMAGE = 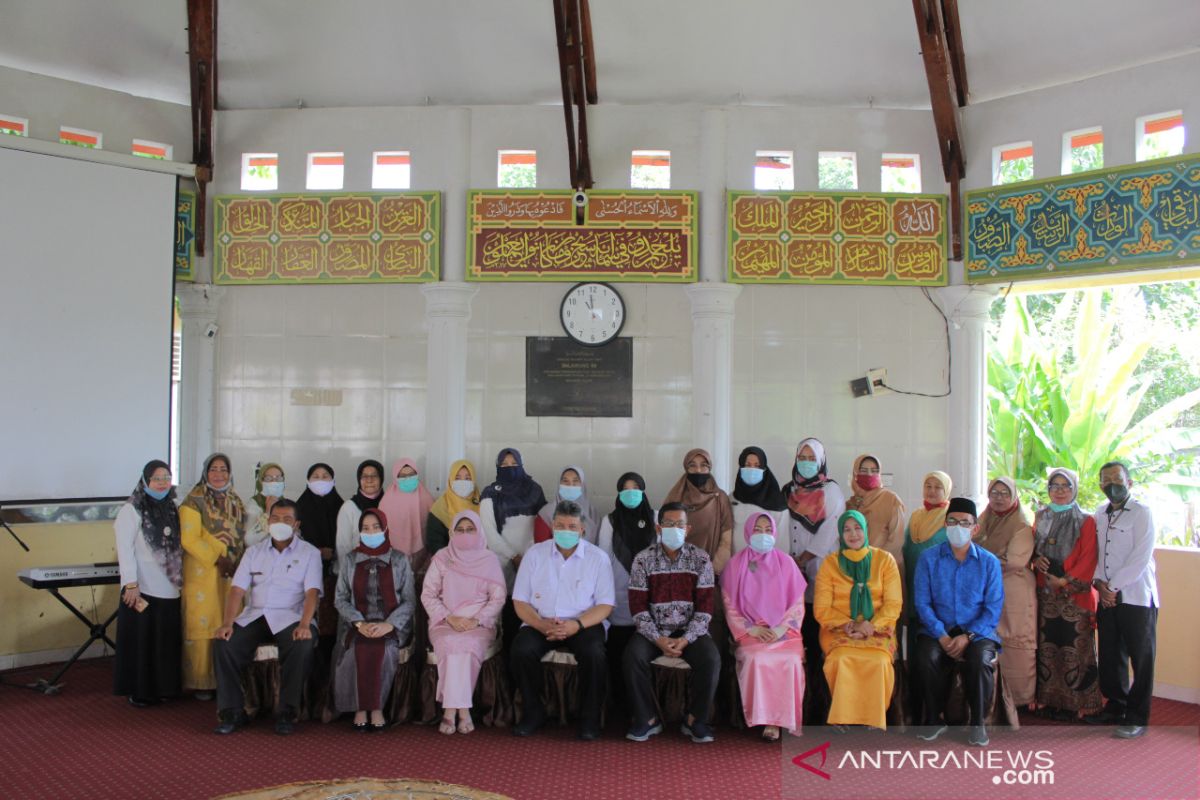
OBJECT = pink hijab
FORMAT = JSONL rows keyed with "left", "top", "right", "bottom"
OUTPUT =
{"left": 433, "top": 510, "right": 505, "bottom": 613}
{"left": 378, "top": 458, "right": 434, "bottom": 555}
{"left": 721, "top": 511, "right": 806, "bottom": 628}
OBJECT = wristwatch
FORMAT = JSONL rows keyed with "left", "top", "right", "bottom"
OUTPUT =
{"left": 965, "top": 631, "right": 977, "bottom": 642}
{"left": 573, "top": 618, "right": 585, "bottom": 632}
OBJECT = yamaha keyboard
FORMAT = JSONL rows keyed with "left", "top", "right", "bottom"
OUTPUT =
{"left": 18, "top": 562, "right": 120, "bottom": 589}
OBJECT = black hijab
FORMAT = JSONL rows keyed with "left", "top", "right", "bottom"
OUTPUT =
{"left": 480, "top": 448, "right": 547, "bottom": 533}
{"left": 130, "top": 459, "right": 183, "bottom": 589}
{"left": 608, "top": 471, "right": 657, "bottom": 574}
{"left": 350, "top": 459, "right": 386, "bottom": 512}
{"left": 732, "top": 446, "right": 787, "bottom": 511}
{"left": 295, "top": 462, "right": 343, "bottom": 550}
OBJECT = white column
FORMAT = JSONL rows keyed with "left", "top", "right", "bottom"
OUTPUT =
{"left": 687, "top": 284, "right": 741, "bottom": 491}
{"left": 699, "top": 107, "right": 727, "bottom": 283}
{"left": 422, "top": 282, "right": 478, "bottom": 493}
{"left": 176, "top": 283, "right": 225, "bottom": 488}
{"left": 440, "top": 109, "right": 472, "bottom": 282}
{"left": 939, "top": 284, "right": 999, "bottom": 501}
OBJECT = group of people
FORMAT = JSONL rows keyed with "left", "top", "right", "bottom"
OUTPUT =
{"left": 112, "top": 442, "right": 1160, "bottom": 744}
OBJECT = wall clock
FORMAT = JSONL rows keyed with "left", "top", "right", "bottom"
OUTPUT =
{"left": 560, "top": 282, "right": 625, "bottom": 346}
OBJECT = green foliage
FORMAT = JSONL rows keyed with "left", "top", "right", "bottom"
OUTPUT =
{"left": 996, "top": 156, "right": 1033, "bottom": 185}
{"left": 881, "top": 165, "right": 920, "bottom": 193}
{"left": 630, "top": 164, "right": 670, "bottom": 189}
{"left": 498, "top": 164, "right": 537, "bottom": 189}
{"left": 818, "top": 155, "right": 856, "bottom": 190}
{"left": 1069, "top": 143, "right": 1103, "bottom": 173}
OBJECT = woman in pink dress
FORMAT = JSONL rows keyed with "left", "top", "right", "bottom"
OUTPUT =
{"left": 722, "top": 511, "right": 807, "bottom": 741}
{"left": 420, "top": 509, "right": 505, "bottom": 735}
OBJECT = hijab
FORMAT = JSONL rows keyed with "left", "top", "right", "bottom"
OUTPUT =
{"left": 538, "top": 465, "right": 599, "bottom": 542}
{"left": 608, "top": 471, "right": 656, "bottom": 574}
{"left": 908, "top": 470, "right": 952, "bottom": 544}
{"left": 295, "top": 462, "right": 344, "bottom": 551}
{"left": 664, "top": 448, "right": 733, "bottom": 559}
{"left": 250, "top": 461, "right": 285, "bottom": 512}
{"left": 976, "top": 476, "right": 1030, "bottom": 556}
{"left": 433, "top": 510, "right": 506, "bottom": 612}
{"left": 721, "top": 512, "right": 806, "bottom": 628}
{"left": 846, "top": 454, "right": 901, "bottom": 515}
{"left": 480, "top": 448, "right": 547, "bottom": 532}
{"left": 378, "top": 458, "right": 435, "bottom": 555}
{"left": 784, "top": 438, "right": 837, "bottom": 534}
{"left": 130, "top": 459, "right": 183, "bottom": 589}
{"left": 1035, "top": 467, "right": 1088, "bottom": 565}
{"left": 181, "top": 453, "right": 247, "bottom": 559}
{"left": 732, "top": 446, "right": 786, "bottom": 511}
{"left": 837, "top": 510, "right": 874, "bottom": 621}
{"left": 350, "top": 459, "right": 386, "bottom": 513}
{"left": 355, "top": 508, "right": 392, "bottom": 557}
{"left": 429, "top": 459, "right": 481, "bottom": 529}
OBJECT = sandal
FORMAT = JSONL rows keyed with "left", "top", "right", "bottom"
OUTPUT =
{"left": 439, "top": 715, "right": 457, "bottom": 735}
{"left": 761, "top": 725, "right": 780, "bottom": 742}
{"left": 457, "top": 715, "right": 475, "bottom": 735}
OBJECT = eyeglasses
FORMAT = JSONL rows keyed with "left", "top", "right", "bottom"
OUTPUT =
{"left": 1047, "top": 482, "right": 1073, "bottom": 491}
{"left": 945, "top": 518, "right": 974, "bottom": 528}
{"left": 988, "top": 489, "right": 1011, "bottom": 498}
{"left": 857, "top": 467, "right": 881, "bottom": 475}
{"left": 147, "top": 474, "right": 173, "bottom": 484}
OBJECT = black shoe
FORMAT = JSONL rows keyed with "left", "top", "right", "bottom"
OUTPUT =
{"left": 353, "top": 720, "right": 368, "bottom": 733}
{"left": 1083, "top": 708, "right": 1124, "bottom": 725}
{"left": 682, "top": 720, "right": 715, "bottom": 743}
{"left": 513, "top": 713, "right": 545, "bottom": 737}
{"left": 275, "top": 709, "right": 297, "bottom": 736}
{"left": 1113, "top": 724, "right": 1147, "bottom": 739}
{"left": 127, "top": 696, "right": 160, "bottom": 708}
{"left": 967, "top": 726, "right": 990, "bottom": 747}
{"left": 916, "top": 723, "right": 949, "bottom": 742}
{"left": 213, "top": 709, "right": 249, "bottom": 735}
{"left": 626, "top": 719, "right": 664, "bottom": 742}
{"left": 578, "top": 725, "right": 601, "bottom": 741}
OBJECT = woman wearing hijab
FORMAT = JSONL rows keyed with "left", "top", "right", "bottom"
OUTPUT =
{"left": 975, "top": 476, "right": 1037, "bottom": 707}
{"left": 534, "top": 465, "right": 599, "bottom": 544}
{"left": 246, "top": 462, "right": 286, "bottom": 548}
{"left": 1032, "top": 467, "right": 1102, "bottom": 719}
{"left": 900, "top": 469, "right": 951, "bottom": 724}
{"left": 814, "top": 510, "right": 903, "bottom": 731}
{"left": 596, "top": 471, "right": 657, "bottom": 714}
{"left": 336, "top": 460, "right": 386, "bottom": 560}
{"left": 479, "top": 448, "right": 547, "bottom": 590}
{"left": 421, "top": 510, "right": 506, "bottom": 735}
{"left": 296, "top": 462, "right": 345, "bottom": 656}
{"left": 180, "top": 452, "right": 247, "bottom": 698}
{"left": 844, "top": 454, "right": 906, "bottom": 569}
{"left": 332, "top": 509, "right": 416, "bottom": 730}
{"left": 722, "top": 512, "right": 807, "bottom": 740}
{"left": 425, "top": 460, "right": 481, "bottom": 556}
{"left": 731, "top": 446, "right": 789, "bottom": 555}
{"left": 781, "top": 437, "right": 845, "bottom": 725}
{"left": 664, "top": 448, "right": 733, "bottom": 574}
{"left": 114, "top": 460, "right": 184, "bottom": 707}
{"left": 378, "top": 458, "right": 436, "bottom": 571}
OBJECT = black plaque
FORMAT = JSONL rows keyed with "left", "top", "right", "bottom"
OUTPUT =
{"left": 526, "top": 337, "right": 633, "bottom": 417}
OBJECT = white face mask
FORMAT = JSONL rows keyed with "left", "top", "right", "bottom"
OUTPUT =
{"left": 946, "top": 524, "right": 973, "bottom": 548}
{"left": 261, "top": 481, "right": 285, "bottom": 497}
{"left": 749, "top": 532, "right": 776, "bottom": 553}
{"left": 268, "top": 522, "right": 294, "bottom": 542}
{"left": 307, "top": 479, "right": 335, "bottom": 497}
{"left": 451, "top": 479, "right": 475, "bottom": 498}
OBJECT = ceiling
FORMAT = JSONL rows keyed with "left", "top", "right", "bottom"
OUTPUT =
{"left": 1, "top": 1, "right": 1197, "bottom": 110}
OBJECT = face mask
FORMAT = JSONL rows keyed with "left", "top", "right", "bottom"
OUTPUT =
{"left": 1048, "top": 501, "right": 1074, "bottom": 513}
{"left": 749, "top": 533, "right": 776, "bottom": 554}
{"left": 308, "top": 479, "right": 335, "bottom": 497}
{"left": 498, "top": 464, "right": 523, "bottom": 481}
{"left": 359, "top": 532, "right": 386, "bottom": 549}
{"left": 553, "top": 529, "right": 581, "bottom": 550}
{"left": 269, "top": 522, "right": 294, "bottom": 542}
{"left": 207, "top": 482, "right": 230, "bottom": 493}
{"left": 451, "top": 479, "right": 475, "bottom": 498}
{"left": 1103, "top": 483, "right": 1129, "bottom": 505}
{"left": 659, "top": 527, "right": 686, "bottom": 550}
{"left": 796, "top": 460, "right": 820, "bottom": 479}
{"left": 261, "top": 481, "right": 285, "bottom": 497}
{"left": 687, "top": 472, "right": 710, "bottom": 488}
{"left": 739, "top": 467, "right": 764, "bottom": 486}
{"left": 945, "top": 524, "right": 973, "bottom": 548}
{"left": 618, "top": 488, "right": 644, "bottom": 509}
{"left": 856, "top": 474, "right": 882, "bottom": 491}
{"left": 559, "top": 484, "right": 583, "bottom": 501}
{"left": 397, "top": 476, "right": 420, "bottom": 493}
{"left": 145, "top": 485, "right": 171, "bottom": 501}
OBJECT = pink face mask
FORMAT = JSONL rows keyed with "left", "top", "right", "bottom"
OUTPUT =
{"left": 856, "top": 474, "right": 882, "bottom": 491}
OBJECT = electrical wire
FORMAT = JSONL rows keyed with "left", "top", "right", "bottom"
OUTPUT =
{"left": 878, "top": 287, "right": 952, "bottom": 398}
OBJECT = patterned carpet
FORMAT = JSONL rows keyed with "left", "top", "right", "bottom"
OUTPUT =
{"left": 216, "top": 778, "right": 512, "bottom": 800}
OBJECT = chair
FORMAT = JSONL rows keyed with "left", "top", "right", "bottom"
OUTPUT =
{"left": 418, "top": 635, "right": 513, "bottom": 727}
{"left": 513, "top": 648, "right": 607, "bottom": 726}
{"left": 647, "top": 654, "right": 704, "bottom": 725}
{"left": 241, "top": 644, "right": 326, "bottom": 720}
{"left": 897, "top": 654, "right": 1021, "bottom": 731}
{"left": 314, "top": 639, "right": 418, "bottom": 724}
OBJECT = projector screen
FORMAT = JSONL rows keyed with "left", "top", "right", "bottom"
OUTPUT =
{"left": 0, "top": 147, "right": 176, "bottom": 503}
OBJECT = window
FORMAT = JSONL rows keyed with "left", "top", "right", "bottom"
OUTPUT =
{"left": 818, "top": 151, "right": 857, "bottom": 190}
{"left": 754, "top": 150, "right": 794, "bottom": 191}
{"left": 306, "top": 152, "right": 344, "bottom": 190}
{"left": 132, "top": 139, "right": 172, "bottom": 161}
{"left": 0, "top": 114, "right": 28, "bottom": 137}
{"left": 1137, "top": 111, "right": 1185, "bottom": 161}
{"left": 881, "top": 153, "right": 921, "bottom": 193}
{"left": 993, "top": 142, "right": 1033, "bottom": 185}
{"left": 59, "top": 125, "right": 101, "bottom": 149}
{"left": 631, "top": 149, "right": 671, "bottom": 189}
{"left": 498, "top": 150, "right": 537, "bottom": 188}
{"left": 1063, "top": 128, "right": 1103, "bottom": 174}
{"left": 373, "top": 151, "right": 411, "bottom": 189}
{"left": 241, "top": 153, "right": 278, "bottom": 191}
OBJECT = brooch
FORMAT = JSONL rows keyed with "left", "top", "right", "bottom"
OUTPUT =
{"left": 637, "top": 521, "right": 645, "bottom": 528}
{"left": 748, "top": 561, "right": 758, "bottom": 572}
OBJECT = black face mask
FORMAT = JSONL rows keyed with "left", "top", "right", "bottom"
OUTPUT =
{"left": 1103, "top": 483, "right": 1130, "bottom": 505}
{"left": 687, "top": 472, "right": 710, "bottom": 489}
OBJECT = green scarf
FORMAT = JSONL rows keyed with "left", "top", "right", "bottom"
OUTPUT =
{"left": 837, "top": 510, "right": 874, "bottom": 621}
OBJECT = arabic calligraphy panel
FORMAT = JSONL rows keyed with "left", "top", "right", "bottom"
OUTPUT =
{"left": 175, "top": 189, "right": 195, "bottom": 281}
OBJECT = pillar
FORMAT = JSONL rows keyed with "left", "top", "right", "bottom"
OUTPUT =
{"left": 440, "top": 109, "right": 472, "bottom": 283}
{"left": 939, "top": 284, "right": 999, "bottom": 500}
{"left": 422, "top": 282, "right": 478, "bottom": 494}
{"left": 699, "top": 107, "right": 727, "bottom": 283}
{"left": 176, "top": 283, "right": 224, "bottom": 488}
{"left": 687, "top": 284, "right": 741, "bottom": 491}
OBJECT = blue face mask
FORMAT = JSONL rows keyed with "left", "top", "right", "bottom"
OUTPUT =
{"left": 559, "top": 484, "right": 583, "bottom": 502}
{"left": 749, "top": 532, "right": 776, "bottom": 553}
{"left": 1048, "top": 501, "right": 1074, "bottom": 513}
{"left": 397, "top": 476, "right": 420, "bottom": 493}
{"left": 618, "top": 488, "right": 644, "bottom": 508}
{"left": 145, "top": 485, "right": 171, "bottom": 501}
{"left": 553, "top": 529, "right": 581, "bottom": 550}
{"left": 740, "top": 467, "right": 764, "bottom": 486}
{"left": 796, "top": 460, "right": 820, "bottom": 480}
{"left": 359, "top": 532, "right": 386, "bottom": 549}
{"left": 659, "top": 527, "right": 686, "bottom": 550}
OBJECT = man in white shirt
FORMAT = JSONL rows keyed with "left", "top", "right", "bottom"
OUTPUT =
{"left": 1084, "top": 461, "right": 1158, "bottom": 740}
{"left": 510, "top": 500, "right": 615, "bottom": 740}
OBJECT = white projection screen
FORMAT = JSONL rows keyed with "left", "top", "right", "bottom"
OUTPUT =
{"left": 0, "top": 146, "right": 176, "bottom": 502}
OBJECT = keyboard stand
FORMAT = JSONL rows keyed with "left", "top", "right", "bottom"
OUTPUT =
{"left": 28, "top": 588, "right": 119, "bottom": 695}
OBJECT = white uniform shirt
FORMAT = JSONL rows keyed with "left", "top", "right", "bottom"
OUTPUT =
{"left": 114, "top": 502, "right": 180, "bottom": 599}
{"left": 512, "top": 538, "right": 615, "bottom": 627}
{"left": 1093, "top": 497, "right": 1159, "bottom": 608}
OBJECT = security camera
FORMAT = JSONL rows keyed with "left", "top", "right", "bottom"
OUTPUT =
{"left": 204, "top": 323, "right": 219, "bottom": 339}
{"left": 573, "top": 190, "right": 588, "bottom": 208}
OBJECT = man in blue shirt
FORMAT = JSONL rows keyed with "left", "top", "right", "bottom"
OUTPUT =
{"left": 911, "top": 497, "right": 1004, "bottom": 747}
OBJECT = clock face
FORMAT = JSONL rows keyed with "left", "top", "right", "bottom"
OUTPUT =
{"left": 560, "top": 282, "right": 625, "bottom": 346}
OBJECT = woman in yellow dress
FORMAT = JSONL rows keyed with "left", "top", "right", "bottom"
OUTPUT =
{"left": 814, "top": 510, "right": 902, "bottom": 731}
{"left": 180, "top": 453, "right": 247, "bottom": 698}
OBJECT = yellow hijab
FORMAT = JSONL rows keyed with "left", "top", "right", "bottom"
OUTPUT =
{"left": 429, "top": 459, "right": 480, "bottom": 528}
{"left": 908, "top": 470, "right": 952, "bottom": 544}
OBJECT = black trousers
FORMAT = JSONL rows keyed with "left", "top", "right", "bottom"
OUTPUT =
{"left": 510, "top": 624, "right": 606, "bottom": 729}
{"left": 215, "top": 617, "right": 317, "bottom": 716}
{"left": 1097, "top": 602, "right": 1157, "bottom": 726}
{"left": 623, "top": 632, "right": 720, "bottom": 726}
{"left": 913, "top": 634, "right": 998, "bottom": 726}
{"left": 606, "top": 624, "right": 636, "bottom": 718}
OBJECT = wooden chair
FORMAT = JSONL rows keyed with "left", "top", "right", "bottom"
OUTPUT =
{"left": 418, "top": 635, "right": 513, "bottom": 727}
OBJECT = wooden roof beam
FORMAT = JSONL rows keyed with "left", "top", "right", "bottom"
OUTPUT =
{"left": 552, "top": 0, "right": 596, "bottom": 202}
{"left": 186, "top": 0, "right": 216, "bottom": 256}
{"left": 940, "top": 0, "right": 968, "bottom": 107}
